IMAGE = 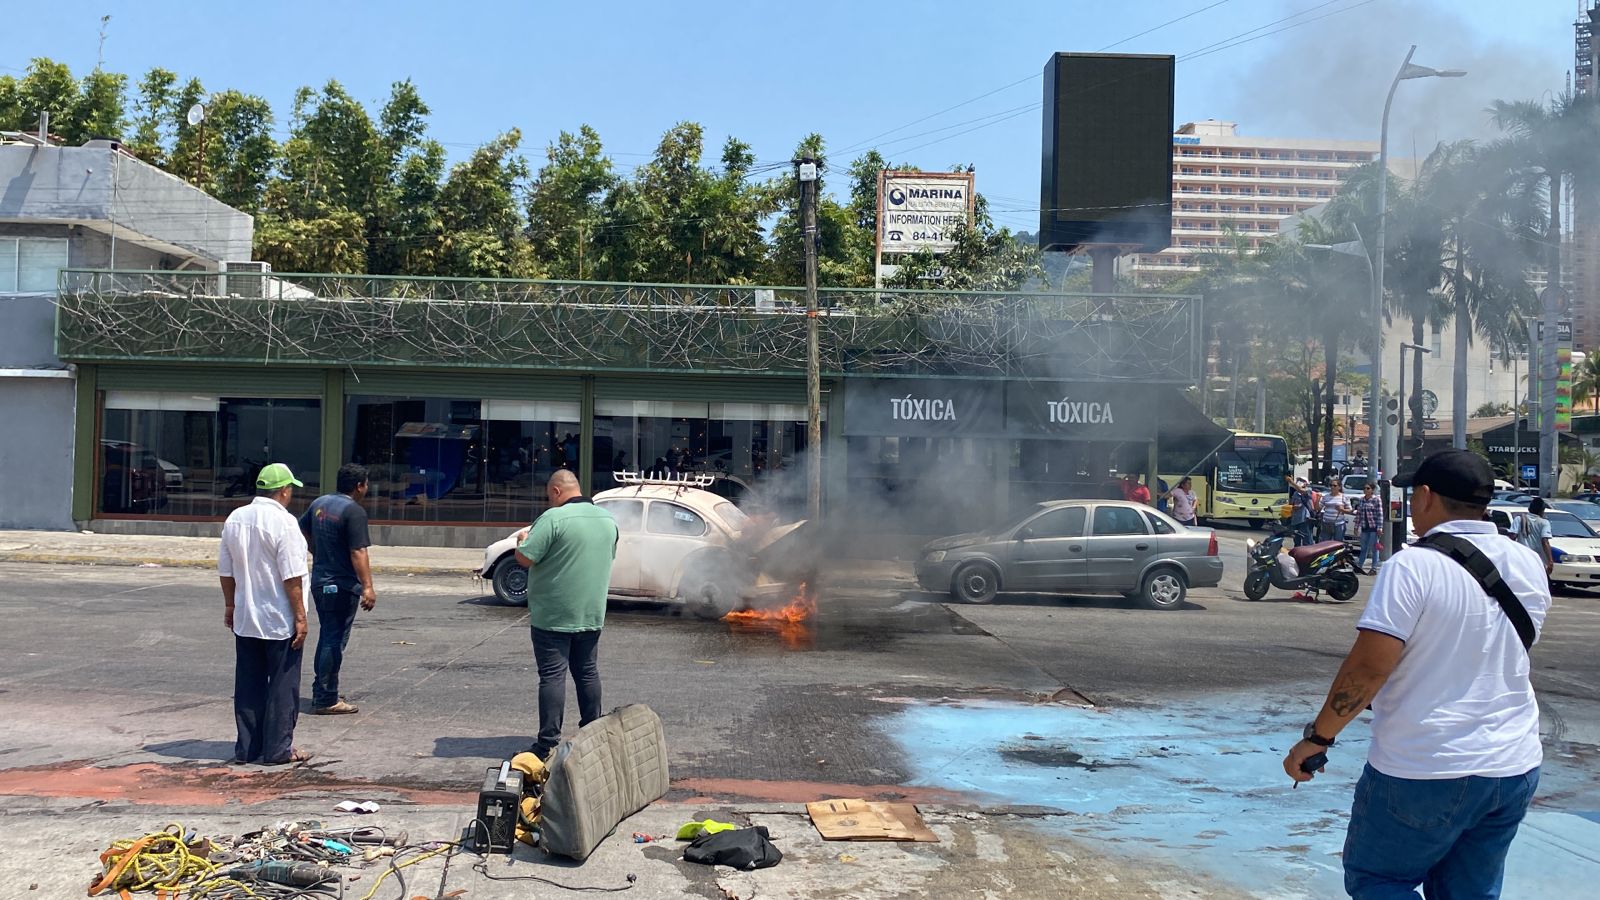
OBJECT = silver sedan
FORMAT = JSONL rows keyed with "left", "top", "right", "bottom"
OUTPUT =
{"left": 914, "top": 500, "right": 1224, "bottom": 610}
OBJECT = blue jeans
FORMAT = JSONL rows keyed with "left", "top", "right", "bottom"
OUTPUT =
{"left": 1359, "top": 530, "right": 1381, "bottom": 570}
{"left": 531, "top": 628, "right": 603, "bottom": 756}
{"left": 1344, "top": 763, "right": 1539, "bottom": 899}
{"left": 312, "top": 585, "right": 360, "bottom": 709}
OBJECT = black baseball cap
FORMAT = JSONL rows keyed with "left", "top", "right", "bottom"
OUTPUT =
{"left": 1393, "top": 449, "right": 1494, "bottom": 505}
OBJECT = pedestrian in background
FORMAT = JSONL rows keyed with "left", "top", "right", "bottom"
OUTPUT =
{"left": 1516, "top": 498, "right": 1554, "bottom": 578}
{"left": 299, "top": 463, "right": 377, "bottom": 716}
{"left": 1353, "top": 482, "right": 1385, "bottom": 575}
{"left": 1319, "top": 482, "right": 1351, "bottom": 543}
{"left": 1166, "top": 477, "right": 1198, "bottom": 526}
{"left": 515, "top": 469, "right": 619, "bottom": 760}
{"left": 219, "top": 463, "right": 312, "bottom": 765}
{"left": 1283, "top": 450, "right": 1548, "bottom": 898}
{"left": 1286, "top": 476, "right": 1319, "bottom": 546}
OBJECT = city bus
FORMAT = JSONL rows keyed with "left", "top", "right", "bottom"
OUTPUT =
{"left": 1159, "top": 431, "right": 1292, "bottom": 528}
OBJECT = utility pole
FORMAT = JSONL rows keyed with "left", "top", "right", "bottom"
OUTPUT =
{"left": 798, "top": 158, "right": 822, "bottom": 522}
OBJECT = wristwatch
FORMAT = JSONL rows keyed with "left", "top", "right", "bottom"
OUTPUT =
{"left": 1303, "top": 723, "right": 1336, "bottom": 747}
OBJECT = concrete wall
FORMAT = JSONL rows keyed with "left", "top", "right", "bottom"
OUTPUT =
{"left": 0, "top": 376, "right": 75, "bottom": 529}
{"left": 0, "top": 292, "right": 62, "bottom": 366}
{"left": 0, "top": 144, "right": 252, "bottom": 263}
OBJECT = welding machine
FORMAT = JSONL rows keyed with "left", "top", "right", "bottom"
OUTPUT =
{"left": 474, "top": 761, "right": 525, "bottom": 853}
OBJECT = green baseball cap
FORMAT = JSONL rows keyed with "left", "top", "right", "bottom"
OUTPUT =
{"left": 256, "top": 462, "right": 304, "bottom": 490}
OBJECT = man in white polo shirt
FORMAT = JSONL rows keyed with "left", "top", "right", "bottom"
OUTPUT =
{"left": 1282, "top": 449, "right": 1549, "bottom": 898}
{"left": 219, "top": 462, "right": 312, "bottom": 765}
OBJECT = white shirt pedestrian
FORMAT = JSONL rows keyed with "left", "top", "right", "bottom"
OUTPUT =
{"left": 1357, "top": 518, "right": 1550, "bottom": 778}
{"left": 219, "top": 496, "right": 310, "bottom": 640}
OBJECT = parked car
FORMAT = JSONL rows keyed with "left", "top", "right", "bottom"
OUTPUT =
{"left": 1550, "top": 500, "right": 1600, "bottom": 532}
{"left": 1487, "top": 504, "right": 1600, "bottom": 591}
{"left": 914, "top": 500, "right": 1223, "bottom": 611}
{"left": 480, "top": 480, "right": 804, "bottom": 615}
{"left": 99, "top": 440, "right": 169, "bottom": 513}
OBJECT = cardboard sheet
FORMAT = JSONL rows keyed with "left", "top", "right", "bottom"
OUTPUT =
{"left": 805, "top": 798, "right": 939, "bottom": 842}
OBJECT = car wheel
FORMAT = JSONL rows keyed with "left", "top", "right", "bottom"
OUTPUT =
{"left": 681, "top": 551, "right": 740, "bottom": 620}
{"left": 1139, "top": 567, "right": 1187, "bottom": 610}
{"left": 1325, "top": 571, "right": 1360, "bottom": 602}
{"left": 490, "top": 556, "right": 528, "bottom": 606}
{"left": 1243, "top": 570, "right": 1270, "bottom": 602}
{"left": 951, "top": 562, "right": 1000, "bottom": 604}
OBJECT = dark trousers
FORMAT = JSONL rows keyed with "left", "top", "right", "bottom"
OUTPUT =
{"left": 234, "top": 634, "right": 302, "bottom": 763}
{"left": 531, "top": 628, "right": 602, "bottom": 755}
{"left": 312, "top": 587, "right": 360, "bottom": 709}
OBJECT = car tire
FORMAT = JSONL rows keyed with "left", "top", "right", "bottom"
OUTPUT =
{"left": 1243, "top": 570, "right": 1270, "bottom": 602}
{"left": 952, "top": 562, "right": 1000, "bottom": 604}
{"left": 490, "top": 555, "right": 528, "bottom": 606}
{"left": 1325, "top": 571, "right": 1360, "bottom": 602}
{"left": 680, "top": 551, "right": 740, "bottom": 620}
{"left": 1139, "top": 567, "right": 1187, "bottom": 610}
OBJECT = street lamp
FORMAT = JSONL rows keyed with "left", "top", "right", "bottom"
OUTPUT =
{"left": 1374, "top": 46, "right": 1467, "bottom": 481}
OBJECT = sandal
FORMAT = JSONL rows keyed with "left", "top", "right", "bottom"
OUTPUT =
{"left": 263, "top": 748, "right": 313, "bottom": 766}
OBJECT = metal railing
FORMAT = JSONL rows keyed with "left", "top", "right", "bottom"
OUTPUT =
{"left": 55, "top": 269, "right": 1202, "bottom": 382}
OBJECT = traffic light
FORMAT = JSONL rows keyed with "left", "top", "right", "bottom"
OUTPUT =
{"left": 1384, "top": 397, "right": 1400, "bottom": 429}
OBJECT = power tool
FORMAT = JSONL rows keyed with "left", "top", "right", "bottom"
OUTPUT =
{"left": 474, "top": 760, "right": 524, "bottom": 853}
{"left": 226, "top": 860, "right": 333, "bottom": 888}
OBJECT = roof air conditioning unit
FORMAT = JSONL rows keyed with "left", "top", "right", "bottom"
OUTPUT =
{"left": 219, "top": 260, "right": 272, "bottom": 299}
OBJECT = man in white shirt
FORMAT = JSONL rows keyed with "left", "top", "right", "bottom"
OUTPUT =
{"left": 1281, "top": 450, "right": 1549, "bottom": 898}
{"left": 219, "top": 463, "right": 312, "bottom": 765}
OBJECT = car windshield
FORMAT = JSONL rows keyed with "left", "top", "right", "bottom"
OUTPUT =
{"left": 714, "top": 501, "right": 749, "bottom": 530}
{"left": 1216, "top": 437, "right": 1288, "bottom": 494}
{"left": 1547, "top": 511, "right": 1596, "bottom": 538}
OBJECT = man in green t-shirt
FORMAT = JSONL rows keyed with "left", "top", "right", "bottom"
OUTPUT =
{"left": 514, "top": 469, "right": 619, "bottom": 759}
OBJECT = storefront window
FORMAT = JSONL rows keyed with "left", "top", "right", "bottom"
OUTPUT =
{"left": 99, "top": 393, "right": 322, "bottom": 518}
{"left": 344, "top": 395, "right": 579, "bottom": 523}
{"left": 593, "top": 401, "right": 813, "bottom": 512}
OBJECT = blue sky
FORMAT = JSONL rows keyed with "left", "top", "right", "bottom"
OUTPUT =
{"left": 3, "top": 0, "right": 1581, "bottom": 233}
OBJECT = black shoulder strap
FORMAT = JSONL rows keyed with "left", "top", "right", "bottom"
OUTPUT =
{"left": 1415, "top": 533, "right": 1536, "bottom": 651}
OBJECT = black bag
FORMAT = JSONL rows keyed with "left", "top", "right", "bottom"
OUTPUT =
{"left": 683, "top": 826, "right": 782, "bottom": 870}
{"left": 1414, "top": 533, "right": 1537, "bottom": 651}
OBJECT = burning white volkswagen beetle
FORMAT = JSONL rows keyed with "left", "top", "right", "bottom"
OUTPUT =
{"left": 480, "top": 472, "right": 806, "bottom": 617}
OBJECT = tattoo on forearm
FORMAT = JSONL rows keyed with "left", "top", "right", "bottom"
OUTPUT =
{"left": 1329, "top": 672, "right": 1377, "bottom": 717}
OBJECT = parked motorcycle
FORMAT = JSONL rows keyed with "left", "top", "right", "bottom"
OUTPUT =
{"left": 1242, "top": 528, "right": 1361, "bottom": 602}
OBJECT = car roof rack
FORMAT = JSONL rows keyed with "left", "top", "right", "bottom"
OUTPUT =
{"left": 612, "top": 470, "right": 716, "bottom": 489}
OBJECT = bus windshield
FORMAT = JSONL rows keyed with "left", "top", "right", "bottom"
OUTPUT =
{"left": 1215, "top": 436, "right": 1289, "bottom": 494}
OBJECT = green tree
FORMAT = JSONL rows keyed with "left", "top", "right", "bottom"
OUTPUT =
{"left": 433, "top": 129, "right": 538, "bottom": 278}
{"left": 526, "top": 125, "right": 617, "bottom": 280}
{"left": 70, "top": 69, "right": 127, "bottom": 143}
{"left": 11, "top": 59, "right": 78, "bottom": 135}
{"left": 124, "top": 68, "right": 177, "bottom": 166}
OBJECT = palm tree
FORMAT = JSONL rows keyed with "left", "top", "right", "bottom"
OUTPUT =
{"left": 1574, "top": 352, "right": 1600, "bottom": 415}
{"left": 1489, "top": 94, "right": 1600, "bottom": 426}
{"left": 1405, "top": 140, "right": 1542, "bottom": 448}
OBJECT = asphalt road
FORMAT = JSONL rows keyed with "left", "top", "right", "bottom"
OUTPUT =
{"left": 3, "top": 547, "right": 1598, "bottom": 896}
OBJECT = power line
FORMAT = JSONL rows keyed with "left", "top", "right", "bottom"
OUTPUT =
{"left": 833, "top": 0, "right": 1240, "bottom": 157}
{"left": 859, "top": 0, "right": 1387, "bottom": 161}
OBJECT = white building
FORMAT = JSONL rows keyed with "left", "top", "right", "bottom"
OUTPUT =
{"left": 1128, "top": 120, "right": 1378, "bottom": 283}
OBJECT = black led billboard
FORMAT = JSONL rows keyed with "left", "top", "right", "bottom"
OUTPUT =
{"left": 1038, "top": 52, "right": 1174, "bottom": 253}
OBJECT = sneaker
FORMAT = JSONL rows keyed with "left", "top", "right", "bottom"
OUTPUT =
{"left": 310, "top": 700, "right": 359, "bottom": 715}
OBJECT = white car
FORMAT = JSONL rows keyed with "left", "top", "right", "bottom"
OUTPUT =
{"left": 480, "top": 476, "right": 805, "bottom": 615}
{"left": 1488, "top": 505, "right": 1600, "bottom": 590}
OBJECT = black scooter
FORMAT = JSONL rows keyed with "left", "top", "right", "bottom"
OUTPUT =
{"left": 1242, "top": 527, "right": 1361, "bottom": 602}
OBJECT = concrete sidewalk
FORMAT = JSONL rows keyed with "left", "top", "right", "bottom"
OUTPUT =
{"left": 0, "top": 529, "right": 918, "bottom": 587}
{"left": 6, "top": 796, "right": 1233, "bottom": 899}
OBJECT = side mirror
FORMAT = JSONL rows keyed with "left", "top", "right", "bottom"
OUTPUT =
{"left": 1017, "top": 528, "right": 1034, "bottom": 541}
